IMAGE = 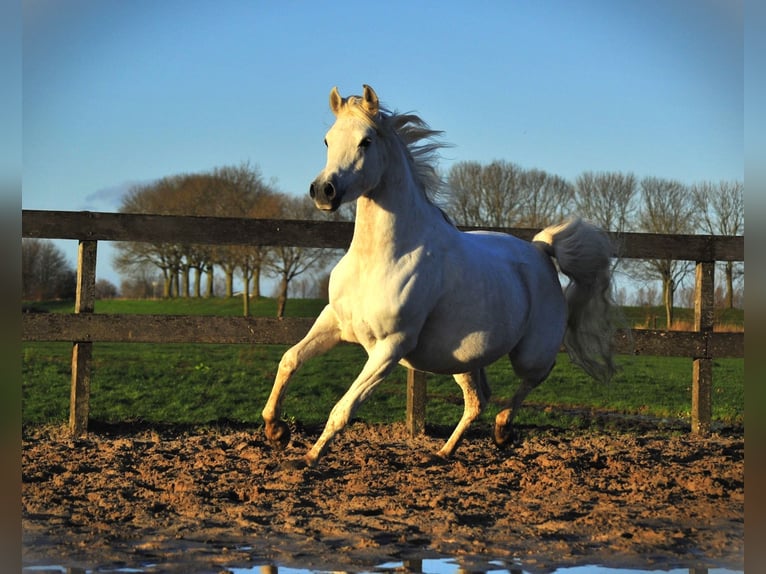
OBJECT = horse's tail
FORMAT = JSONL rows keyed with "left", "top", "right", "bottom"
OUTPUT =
{"left": 533, "top": 217, "right": 616, "bottom": 383}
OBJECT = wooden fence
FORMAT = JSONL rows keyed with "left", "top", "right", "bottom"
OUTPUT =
{"left": 22, "top": 209, "right": 744, "bottom": 437}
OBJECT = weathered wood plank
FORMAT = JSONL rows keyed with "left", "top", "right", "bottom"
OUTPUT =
{"left": 610, "top": 232, "right": 743, "bottom": 262}
{"left": 70, "top": 342, "right": 92, "bottom": 435}
{"left": 22, "top": 210, "right": 355, "bottom": 249}
{"left": 462, "top": 226, "right": 744, "bottom": 261}
{"left": 691, "top": 261, "right": 716, "bottom": 435}
{"left": 74, "top": 241, "right": 97, "bottom": 314}
{"left": 22, "top": 313, "right": 316, "bottom": 345}
{"left": 614, "top": 329, "right": 742, "bottom": 358}
{"left": 706, "top": 332, "right": 745, "bottom": 357}
{"left": 692, "top": 358, "right": 713, "bottom": 434}
{"left": 613, "top": 329, "right": 706, "bottom": 357}
{"left": 70, "top": 240, "right": 97, "bottom": 436}
{"left": 406, "top": 369, "right": 428, "bottom": 437}
{"left": 22, "top": 314, "right": 743, "bottom": 357}
{"left": 695, "top": 261, "right": 716, "bottom": 336}
{"left": 22, "top": 210, "right": 744, "bottom": 261}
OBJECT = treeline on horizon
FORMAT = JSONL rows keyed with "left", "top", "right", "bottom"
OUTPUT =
{"left": 22, "top": 160, "right": 744, "bottom": 321}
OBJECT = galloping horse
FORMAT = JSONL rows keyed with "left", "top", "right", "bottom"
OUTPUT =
{"left": 262, "top": 85, "right": 615, "bottom": 468}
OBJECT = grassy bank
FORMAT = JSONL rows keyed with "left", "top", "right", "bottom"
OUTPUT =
{"left": 22, "top": 298, "right": 744, "bottom": 430}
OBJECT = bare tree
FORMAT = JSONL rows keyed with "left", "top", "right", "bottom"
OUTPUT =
{"left": 208, "top": 163, "right": 280, "bottom": 304}
{"left": 265, "top": 195, "right": 341, "bottom": 318}
{"left": 445, "top": 160, "right": 525, "bottom": 226}
{"left": 95, "top": 279, "right": 119, "bottom": 299}
{"left": 229, "top": 190, "right": 281, "bottom": 315}
{"left": 518, "top": 168, "right": 574, "bottom": 228}
{"left": 574, "top": 171, "right": 637, "bottom": 233}
{"left": 114, "top": 163, "right": 278, "bottom": 300}
{"left": 22, "top": 239, "right": 76, "bottom": 300}
{"left": 691, "top": 180, "right": 744, "bottom": 309}
{"left": 175, "top": 173, "right": 225, "bottom": 297}
{"left": 445, "top": 160, "right": 575, "bottom": 229}
{"left": 115, "top": 175, "right": 189, "bottom": 297}
{"left": 634, "top": 177, "right": 696, "bottom": 328}
{"left": 119, "top": 265, "right": 162, "bottom": 298}
{"left": 574, "top": 171, "right": 638, "bottom": 286}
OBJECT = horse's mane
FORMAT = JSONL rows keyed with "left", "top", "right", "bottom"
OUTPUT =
{"left": 385, "top": 112, "right": 447, "bottom": 203}
{"left": 345, "top": 96, "right": 450, "bottom": 209}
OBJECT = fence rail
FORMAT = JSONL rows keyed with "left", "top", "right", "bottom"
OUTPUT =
{"left": 21, "top": 313, "right": 743, "bottom": 357}
{"left": 21, "top": 210, "right": 744, "bottom": 436}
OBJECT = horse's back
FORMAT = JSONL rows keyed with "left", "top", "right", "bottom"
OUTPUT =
{"left": 458, "top": 230, "right": 562, "bottom": 300}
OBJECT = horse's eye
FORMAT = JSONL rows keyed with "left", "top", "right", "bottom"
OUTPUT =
{"left": 359, "top": 137, "right": 372, "bottom": 149}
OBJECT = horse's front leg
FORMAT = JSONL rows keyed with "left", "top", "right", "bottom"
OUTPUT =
{"left": 303, "top": 335, "right": 410, "bottom": 467}
{"left": 262, "top": 306, "right": 341, "bottom": 449}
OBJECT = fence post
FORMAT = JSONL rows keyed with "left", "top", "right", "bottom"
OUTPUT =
{"left": 69, "top": 240, "right": 97, "bottom": 436}
{"left": 406, "top": 369, "right": 427, "bottom": 436}
{"left": 691, "top": 260, "right": 714, "bottom": 435}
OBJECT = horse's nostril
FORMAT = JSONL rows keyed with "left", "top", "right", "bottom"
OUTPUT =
{"left": 324, "top": 183, "right": 336, "bottom": 199}
{"left": 309, "top": 183, "right": 316, "bottom": 199}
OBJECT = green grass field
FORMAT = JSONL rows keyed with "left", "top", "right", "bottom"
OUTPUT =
{"left": 22, "top": 298, "right": 744, "bottom": 431}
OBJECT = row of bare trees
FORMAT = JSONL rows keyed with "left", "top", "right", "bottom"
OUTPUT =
{"left": 444, "top": 161, "right": 744, "bottom": 326}
{"left": 110, "top": 161, "right": 747, "bottom": 323}
{"left": 22, "top": 237, "right": 123, "bottom": 302}
{"left": 22, "top": 160, "right": 743, "bottom": 322}
{"left": 113, "top": 162, "right": 340, "bottom": 317}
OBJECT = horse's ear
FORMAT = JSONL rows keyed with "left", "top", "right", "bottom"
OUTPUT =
{"left": 361, "top": 84, "right": 379, "bottom": 116}
{"left": 329, "top": 86, "right": 343, "bottom": 115}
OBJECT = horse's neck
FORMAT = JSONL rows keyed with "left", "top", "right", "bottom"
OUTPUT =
{"left": 350, "top": 175, "right": 445, "bottom": 259}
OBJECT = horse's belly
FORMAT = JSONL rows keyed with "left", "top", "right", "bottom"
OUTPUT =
{"left": 402, "top": 329, "right": 514, "bottom": 374}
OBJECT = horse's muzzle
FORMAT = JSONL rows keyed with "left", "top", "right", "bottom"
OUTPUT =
{"left": 309, "top": 178, "right": 341, "bottom": 211}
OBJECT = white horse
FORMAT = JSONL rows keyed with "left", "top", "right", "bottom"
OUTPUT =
{"left": 262, "top": 85, "right": 615, "bottom": 468}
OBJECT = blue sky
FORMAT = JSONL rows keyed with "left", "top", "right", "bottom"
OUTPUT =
{"left": 22, "top": 0, "right": 743, "bottom": 288}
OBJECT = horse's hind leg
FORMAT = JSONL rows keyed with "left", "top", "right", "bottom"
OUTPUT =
{"left": 495, "top": 330, "right": 560, "bottom": 448}
{"left": 494, "top": 355, "right": 557, "bottom": 448}
{"left": 493, "top": 377, "right": 543, "bottom": 447}
{"left": 437, "top": 369, "right": 490, "bottom": 459}
{"left": 262, "top": 305, "right": 341, "bottom": 449}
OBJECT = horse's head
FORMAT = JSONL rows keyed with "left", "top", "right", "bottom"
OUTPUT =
{"left": 310, "top": 84, "right": 389, "bottom": 212}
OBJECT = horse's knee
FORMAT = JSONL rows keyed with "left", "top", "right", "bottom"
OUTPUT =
{"left": 278, "top": 349, "right": 299, "bottom": 375}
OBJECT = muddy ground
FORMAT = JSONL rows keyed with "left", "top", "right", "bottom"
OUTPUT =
{"left": 22, "top": 420, "right": 744, "bottom": 573}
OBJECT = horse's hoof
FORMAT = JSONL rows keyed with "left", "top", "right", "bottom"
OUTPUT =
{"left": 279, "top": 458, "right": 307, "bottom": 471}
{"left": 419, "top": 452, "right": 451, "bottom": 467}
{"left": 493, "top": 426, "right": 518, "bottom": 450}
{"left": 264, "top": 420, "right": 291, "bottom": 450}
